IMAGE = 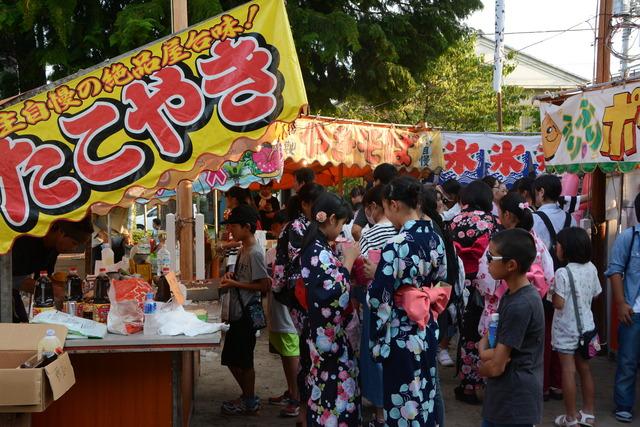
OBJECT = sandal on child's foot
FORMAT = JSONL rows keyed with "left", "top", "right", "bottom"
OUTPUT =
{"left": 554, "top": 415, "right": 578, "bottom": 427}
{"left": 577, "top": 410, "right": 595, "bottom": 427}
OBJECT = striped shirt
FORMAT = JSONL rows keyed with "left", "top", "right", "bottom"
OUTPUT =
{"left": 359, "top": 220, "right": 398, "bottom": 258}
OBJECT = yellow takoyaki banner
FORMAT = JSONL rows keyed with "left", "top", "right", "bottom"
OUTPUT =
{"left": 539, "top": 81, "right": 640, "bottom": 173}
{"left": 0, "top": 0, "right": 307, "bottom": 254}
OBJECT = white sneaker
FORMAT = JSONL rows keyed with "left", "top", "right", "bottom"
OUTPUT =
{"left": 438, "top": 348, "right": 454, "bottom": 367}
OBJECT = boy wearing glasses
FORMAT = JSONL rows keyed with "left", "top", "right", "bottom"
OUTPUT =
{"left": 479, "top": 228, "right": 545, "bottom": 427}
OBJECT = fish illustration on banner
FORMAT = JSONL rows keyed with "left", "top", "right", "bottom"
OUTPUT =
{"left": 137, "top": 142, "right": 284, "bottom": 203}
{"left": 538, "top": 80, "right": 640, "bottom": 172}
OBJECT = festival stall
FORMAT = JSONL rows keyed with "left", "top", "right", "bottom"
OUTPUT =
{"left": 538, "top": 77, "right": 640, "bottom": 352}
{"left": 438, "top": 132, "right": 544, "bottom": 186}
{"left": 0, "top": 0, "right": 307, "bottom": 425}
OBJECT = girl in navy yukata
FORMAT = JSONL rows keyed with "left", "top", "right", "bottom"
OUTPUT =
{"left": 369, "top": 176, "right": 450, "bottom": 427}
{"left": 300, "top": 192, "right": 362, "bottom": 426}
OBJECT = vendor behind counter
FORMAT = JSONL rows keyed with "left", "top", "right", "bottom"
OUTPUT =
{"left": 11, "top": 217, "right": 93, "bottom": 323}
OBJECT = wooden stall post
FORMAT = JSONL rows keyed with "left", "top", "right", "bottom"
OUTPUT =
{"left": 0, "top": 253, "right": 12, "bottom": 323}
{"left": 172, "top": 0, "right": 193, "bottom": 282}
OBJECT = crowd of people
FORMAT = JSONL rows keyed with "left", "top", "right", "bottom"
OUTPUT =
{"left": 215, "top": 164, "right": 639, "bottom": 427}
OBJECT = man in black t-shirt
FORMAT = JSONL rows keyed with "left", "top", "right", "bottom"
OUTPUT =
{"left": 11, "top": 217, "right": 92, "bottom": 322}
{"left": 351, "top": 163, "right": 398, "bottom": 241}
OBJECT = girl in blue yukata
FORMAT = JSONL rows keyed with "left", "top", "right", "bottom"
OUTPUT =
{"left": 368, "top": 176, "right": 450, "bottom": 427}
{"left": 299, "top": 192, "right": 362, "bottom": 426}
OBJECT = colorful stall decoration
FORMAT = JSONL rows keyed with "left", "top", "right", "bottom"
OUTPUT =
{"left": 283, "top": 116, "right": 444, "bottom": 172}
{"left": 440, "top": 133, "right": 543, "bottom": 186}
{"left": 0, "top": 0, "right": 307, "bottom": 253}
{"left": 539, "top": 79, "right": 640, "bottom": 173}
{"left": 140, "top": 142, "right": 284, "bottom": 204}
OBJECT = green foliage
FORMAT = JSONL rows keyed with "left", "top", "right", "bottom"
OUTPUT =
{"left": 336, "top": 35, "right": 535, "bottom": 132}
{"left": 110, "top": 0, "right": 168, "bottom": 52}
{"left": 287, "top": 0, "right": 482, "bottom": 111}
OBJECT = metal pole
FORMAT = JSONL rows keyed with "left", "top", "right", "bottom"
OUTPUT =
{"left": 497, "top": 92, "right": 504, "bottom": 132}
{"left": 0, "top": 253, "right": 12, "bottom": 323}
{"left": 214, "top": 190, "right": 219, "bottom": 238}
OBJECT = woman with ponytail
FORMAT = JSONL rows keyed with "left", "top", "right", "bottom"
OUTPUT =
{"left": 300, "top": 193, "right": 361, "bottom": 426}
{"left": 369, "top": 176, "right": 448, "bottom": 427}
{"left": 476, "top": 191, "right": 554, "bottom": 343}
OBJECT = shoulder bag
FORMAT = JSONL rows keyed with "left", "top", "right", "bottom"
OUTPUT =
{"left": 236, "top": 287, "right": 267, "bottom": 331}
{"left": 566, "top": 267, "right": 599, "bottom": 359}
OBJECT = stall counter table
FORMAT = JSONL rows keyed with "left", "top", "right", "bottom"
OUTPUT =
{"left": 31, "top": 332, "right": 221, "bottom": 427}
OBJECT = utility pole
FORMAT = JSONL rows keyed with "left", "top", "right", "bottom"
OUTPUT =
{"left": 494, "top": 0, "right": 505, "bottom": 132}
{"left": 593, "top": 0, "right": 613, "bottom": 343}
{"left": 172, "top": 0, "right": 193, "bottom": 281}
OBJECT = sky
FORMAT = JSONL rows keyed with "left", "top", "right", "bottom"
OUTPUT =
{"left": 465, "top": 0, "right": 601, "bottom": 81}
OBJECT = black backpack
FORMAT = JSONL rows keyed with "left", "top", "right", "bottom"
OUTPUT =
{"left": 533, "top": 210, "right": 571, "bottom": 270}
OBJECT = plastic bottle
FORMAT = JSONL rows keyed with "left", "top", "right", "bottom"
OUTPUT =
{"left": 94, "top": 268, "right": 110, "bottom": 304}
{"left": 488, "top": 313, "right": 499, "bottom": 349}
{"left": 157, "top": 244, "right": 171, "bottom": 275}
{"left": 37, "top": 329, "right": 63, "bottom": 360}
{"left": 33, "top": 271, "right": 54, "bottom": 308}
{"left": 143, "top": 292, "right": 157, "bottom": 315}
{"left": 156, "top": 267, "right": 171, "bottom": 302}
{"left": 143, "top": 292, "right": 159, "bottom": 336}
{"left": 66, "top": 267, "right": 83, "bottom": 302}
{"left": 101, "top": 244, "right": 114, "bottom": 266}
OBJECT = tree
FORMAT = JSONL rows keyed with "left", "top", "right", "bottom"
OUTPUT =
{"left": 0, "top": 0, "right": 482, "bottom": 112}
{"left": 285, "top": 0, "right": 482, "bottom": 110}
{"left": 0, "top": 0, "right": 222, "bottom": 99}
{"left": 336, "top": 35, "right": 536, "bottom": 132}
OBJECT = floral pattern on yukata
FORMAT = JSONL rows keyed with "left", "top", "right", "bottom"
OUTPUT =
{"left": 476, "top": 231, "right": 554, "bottom": 335}
{"left": 273, "top": 215, "right": 308, "bottom": 332}
{"left": 449, "top": 210, "right": 499, "bottom": 248}
{"left": 301, "top": 235, "right": 360, "bottom": 427}
{"left": 449, "top": 210, "right": 500, "bottom": 391}
{"left": 368, "top": 220, "right": 447, "bottom": 427}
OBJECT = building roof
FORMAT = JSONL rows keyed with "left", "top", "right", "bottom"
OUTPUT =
{"left": 475, "top": 34, "right": 590, "bottom": 90}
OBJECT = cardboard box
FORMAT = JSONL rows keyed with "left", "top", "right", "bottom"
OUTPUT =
{"left": 0, "top": 324, "right": 75, "bottom": 413}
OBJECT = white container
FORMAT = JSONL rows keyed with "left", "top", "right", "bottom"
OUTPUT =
{"left": 37, "top": 329, "right": 62, "bottom": 359}
{"left": 157, "top": 245, "right": 171, "bottom": 275}
{"left": 101, "top": 244, "right": 114, "bottom": 266}
{"left": 143, "top": 314, "right": 160, "bottom": 335}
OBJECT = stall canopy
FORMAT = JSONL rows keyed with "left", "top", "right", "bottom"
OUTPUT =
{"left": 439, "top": 132, "right": 544, "bottom": 186}
{"left": 274, "top": 115, "right": 443, "bottom": 188}
{"left": 0, "top": 0, "right": 307, "bottom": 254}
{"left": 539, "top": 78, "right": 640, "bottom": 173}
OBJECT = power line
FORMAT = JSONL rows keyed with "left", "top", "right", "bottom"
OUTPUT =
{"left": 479, "top": 28, "right": 594, "bottom": 36}
{"left": 477, "top": 15, "right": 598, "bottom": 74}
{"left": 507, "top": 15, "right": 597, "bottom": 55}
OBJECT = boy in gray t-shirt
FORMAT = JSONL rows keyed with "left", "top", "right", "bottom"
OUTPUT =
{"left": 219, "top": 205, "right": 270, "bottom": 415}
{"left": 479, "top": 229, "right": 545, "bottom": 427}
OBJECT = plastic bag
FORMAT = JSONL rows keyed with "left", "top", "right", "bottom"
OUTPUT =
{"left": 154, "top": 304, "right": 228, "bottom": 337}
{"left": 32, "top": 310, "right": 107, "bottom": 338}
{"left": 107, "top": 278, "right": 153, "bottom": 335}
